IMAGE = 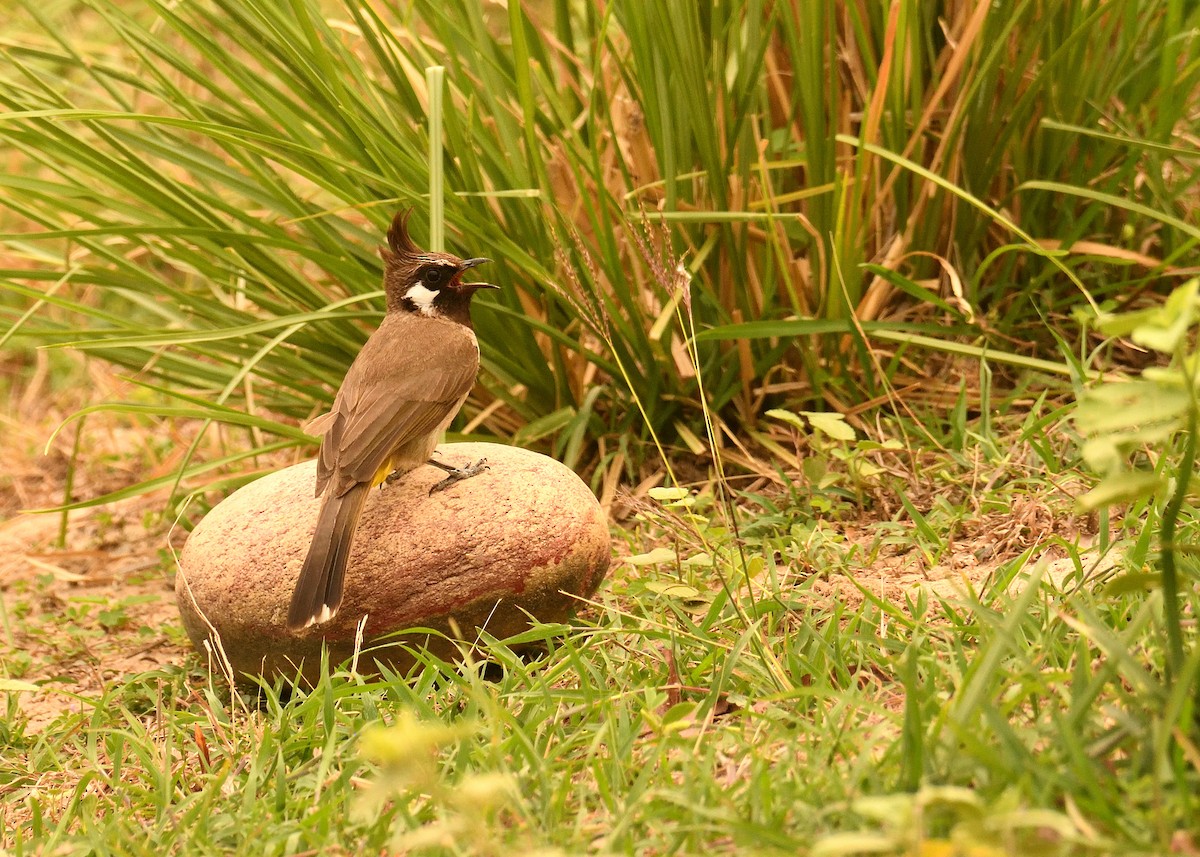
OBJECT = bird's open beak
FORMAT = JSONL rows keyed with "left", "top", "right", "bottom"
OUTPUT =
{"left": 458, "top": 257, "right": 499, "bottom": 290}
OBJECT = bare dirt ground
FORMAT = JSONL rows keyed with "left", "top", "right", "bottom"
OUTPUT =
{"left": 1, "top": 359, "right": 220, "bottom": 730}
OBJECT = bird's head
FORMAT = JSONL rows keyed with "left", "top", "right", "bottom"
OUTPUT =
{"left": 380, "top": 209, "right": 497, "bottom": 325}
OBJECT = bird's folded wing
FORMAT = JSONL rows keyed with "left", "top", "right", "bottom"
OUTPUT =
{"left": 304, "top": 411, "right": 337, "bottom": 436}
{"left": 318, "top": 357, "right": 479, "bottom": 497}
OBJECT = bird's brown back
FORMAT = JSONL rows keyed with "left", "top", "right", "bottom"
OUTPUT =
{"left": 311, "top": 311, "right": 482, "bottom": 498}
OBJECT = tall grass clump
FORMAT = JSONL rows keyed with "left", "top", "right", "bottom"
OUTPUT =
{"left": 0, "top": 0, "right": 1197, "bottom": 499}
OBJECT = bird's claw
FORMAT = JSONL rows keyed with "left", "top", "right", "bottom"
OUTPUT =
{"left": 428, "top": 458, "right": 489, "bottom": 495}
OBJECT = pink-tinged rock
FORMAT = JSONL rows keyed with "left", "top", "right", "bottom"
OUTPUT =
{"left": 176, "top": 442, "right": 610, "bottom": 682}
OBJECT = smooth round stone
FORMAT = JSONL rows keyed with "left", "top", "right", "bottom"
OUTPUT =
{"left": 176, "top": 442, "right": 610, "bottom": 682}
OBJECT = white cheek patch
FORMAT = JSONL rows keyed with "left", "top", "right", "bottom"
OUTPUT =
{"left": 405, "top": 281, "right": 439, "bottom": 315}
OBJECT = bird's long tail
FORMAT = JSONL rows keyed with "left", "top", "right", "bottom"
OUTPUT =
{"left": 287, "top": 482, "right": 371, "bottom": 631}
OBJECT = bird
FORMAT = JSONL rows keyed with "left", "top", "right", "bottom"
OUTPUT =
{"left": 286, "top": 210, "right": 496, "bottom": 632}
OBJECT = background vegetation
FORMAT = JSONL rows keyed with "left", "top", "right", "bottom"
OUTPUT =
{"left": 3, "top": 0, "right": 1197, "bottom": 496}
{"left": 1, "top": 0, "right": 1199, "bottom": 854}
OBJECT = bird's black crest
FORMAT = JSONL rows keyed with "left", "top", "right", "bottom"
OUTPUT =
{"left": 385, "top": 209, "right": 419, "bottom": 262}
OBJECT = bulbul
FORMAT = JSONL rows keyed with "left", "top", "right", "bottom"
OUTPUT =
{"left": 286, "top": 210, "right": 496, "bottom": 632}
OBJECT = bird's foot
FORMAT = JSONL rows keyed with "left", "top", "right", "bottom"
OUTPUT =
{"left": 428, "top": 458, "right": 489, "bottom": 495}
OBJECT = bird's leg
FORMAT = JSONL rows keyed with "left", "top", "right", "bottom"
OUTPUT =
{"left": 426, "top": 457, "right": 489, "bottom": 494}
{"left": 384, "top": 464, "right": 415, "bottom": 486}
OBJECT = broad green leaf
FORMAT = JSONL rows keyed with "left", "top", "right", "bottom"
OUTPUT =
{"left": 1075, "top": 471, "right": 1164, "bottom": 511}
{"left": 1073, "top": 381, "right": 1190, "bottom": 435}
{"left": 1094, "top": 306, "right": 1162, "bottom": 338}
{"left": 1080, "top": 436, "right": 1123, "bottom": 473}
{"left": 625, "top": 548, "right": 677, "bottom": 566}
{"left": 1080, "top": 421, "right": 1182, "bottom": 471}
{"left": 1130, "top": 279, "right": 1199, "bottom": 353}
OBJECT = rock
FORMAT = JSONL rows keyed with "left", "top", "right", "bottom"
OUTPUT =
{"left": 176, "top": 442, "right": 610, "bottom": 682}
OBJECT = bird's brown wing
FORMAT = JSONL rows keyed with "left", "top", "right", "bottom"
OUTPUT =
{"left": 311, "top": 319, "right": 480, "bottom": 498}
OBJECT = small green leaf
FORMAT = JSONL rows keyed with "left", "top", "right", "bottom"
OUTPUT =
{"left": 648, "top": 486, "right": 690, "bottom": 502}
{"left": 625, "top": 548, "right": 677, "bottom": 566}
{"left": 1103, "top": 571, "right": 1161, "bottom": 595}
{"left": 98, "top": 607, "right": 130, "bottom": 631}
{"left": 850, "top": 459, "right": 884, "bottom": 479}
{"left": 1076, "top": 471, "right": 1164, "bottom": 510}
{"left": 914, "top": 785, "right": 985, "bottom": 811}
{"left": 660, "top": 701, "right": 698, "bottom": 729}
{"left": 852, "top": 793, "right": 918, "bottom": 823}
{"left": 810, "top": 832, "right": 898, "bottom": 856}
{"left": 0, "top": 679, "right": 40, "bottom": 692}
{"left": 858, "top": 438, "right": 904, "bottom": 451}
{"left": 662, "top": 696, "right": 700, "bottom": 724}
{"left": 802, "top": 411, "right": 857, "bottom": 440}
{"left": 644, "top": 581, "right": 702, "bottom": 599}
{"left": 765, "top": 408, "right": 807, "bottom": 431}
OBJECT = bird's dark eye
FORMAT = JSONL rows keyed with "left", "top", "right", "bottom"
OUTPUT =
{"left": 424, "top": 266, "right": 447, "bottom": 287}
